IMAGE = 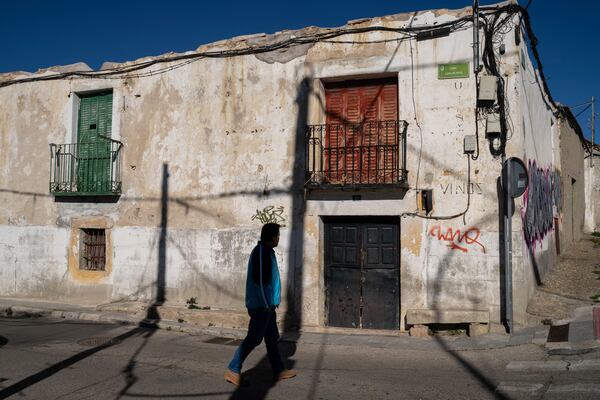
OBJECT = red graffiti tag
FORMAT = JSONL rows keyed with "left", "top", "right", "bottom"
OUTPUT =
{"left": 429, "top": 225, "right": 486, "bottom": 254}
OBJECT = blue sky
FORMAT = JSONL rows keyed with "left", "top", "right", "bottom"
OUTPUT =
{"left": 1, "top": 1, "right": 597, "bottom": 139}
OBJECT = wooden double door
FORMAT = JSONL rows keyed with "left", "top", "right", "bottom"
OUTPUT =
{"left": 325, "top": 218, "right": 399, "bottom": 329}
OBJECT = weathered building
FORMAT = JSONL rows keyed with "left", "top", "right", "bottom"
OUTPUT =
{"left": 0, "top": 1, "right": 587, "bottom": 332}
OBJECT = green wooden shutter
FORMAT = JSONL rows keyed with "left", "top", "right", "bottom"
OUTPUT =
{"left": 77, "top": 92, "right": 113, "bottom": 193}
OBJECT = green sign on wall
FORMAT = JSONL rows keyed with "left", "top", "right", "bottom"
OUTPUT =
{"left": 438, "top": 63, "right": 470, "bottom": 79}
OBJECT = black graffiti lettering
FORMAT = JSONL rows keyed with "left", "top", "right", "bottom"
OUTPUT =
{"left": 251, "top": 205, "right": 286, "bottom": 225}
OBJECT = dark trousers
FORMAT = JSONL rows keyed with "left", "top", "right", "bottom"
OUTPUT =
{"left": 227, "top": 307, "right": 284, "bottom": 374}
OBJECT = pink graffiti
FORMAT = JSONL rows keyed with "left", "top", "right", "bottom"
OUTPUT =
{"left": 429, "top": 225, "right": 486, "bottom": 254}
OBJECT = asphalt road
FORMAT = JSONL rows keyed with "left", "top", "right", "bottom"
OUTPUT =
{"left": 0, "top": 317, "right": 599, "bottom": 400}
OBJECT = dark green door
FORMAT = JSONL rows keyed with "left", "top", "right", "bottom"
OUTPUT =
{"left": 77, "top": 92, "right": 112, "bottom": 194}
{"left": 325, "top": 218, "right": 399, "bottom": 329}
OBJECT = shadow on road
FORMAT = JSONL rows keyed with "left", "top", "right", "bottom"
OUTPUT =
{"left": 0, "top": 164, "right": 220, "bottom": 400}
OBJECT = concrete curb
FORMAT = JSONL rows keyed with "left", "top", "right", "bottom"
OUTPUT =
{"left": 0, "top": 302, "right": 252, "bottom": 340}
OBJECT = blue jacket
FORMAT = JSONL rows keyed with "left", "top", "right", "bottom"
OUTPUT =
{"left": 245, "top": 242, "right": 281, "bottom": 309}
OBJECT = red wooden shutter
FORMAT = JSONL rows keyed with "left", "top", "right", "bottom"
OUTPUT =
{"left": 325, "top": 78, "right": 398, "bottom": 184}
{"left": 380, "top": 83, "right": 398, "bottom": 182}
{"left": 325, "top": 88, "right": 343, "bottom": 182}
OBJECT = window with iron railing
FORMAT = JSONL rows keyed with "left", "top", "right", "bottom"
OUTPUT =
{"left": 305, "top": 78, "right": 408, "bottom": 188}
{"left": 49, "top": 138, "right": 123, "bottom": 195}
{"left": 306, "top": 120, "right": 408, "bottom": 186}
{"left": 49, "top": 91, "right": 123, "bottom": 196}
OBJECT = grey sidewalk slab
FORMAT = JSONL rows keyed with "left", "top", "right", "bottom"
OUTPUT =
{"left": 569, "top": 320, "right": 595, "bottom": 342}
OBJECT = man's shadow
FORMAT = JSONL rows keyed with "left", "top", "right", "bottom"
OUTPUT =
{"left": 229, "top": 339, "right": 297, "bottom": 399}
{"left": 228, "top": 75, "right": 309, "bottom": 400}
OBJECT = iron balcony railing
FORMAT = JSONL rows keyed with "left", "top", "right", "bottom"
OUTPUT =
{"left": 306, "top": 120, "right": 408, "bottom": 188}
{"left": 49, "top": 136, "right": 123, "bottom": 196}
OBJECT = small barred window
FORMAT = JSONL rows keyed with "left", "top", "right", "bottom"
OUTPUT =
{"left": 79, "top": 228, "right": 106, "bottom": 271}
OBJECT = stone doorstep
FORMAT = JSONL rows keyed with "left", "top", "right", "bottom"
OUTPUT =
{"left": 408, "top": 322, "right": 490, "bottom": 337}
{"left": 297, "top": 325, "right": 408, "bottom": 337}
{"left": 406, "top": 309, "right": 490, "bottom": 337}
{"left": 406, "top": 309, "right": 490, "bottom": 325}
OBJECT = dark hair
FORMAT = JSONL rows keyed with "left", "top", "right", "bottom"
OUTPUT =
{"left": 260, "top": 223, "right": 280, "bottom": 242}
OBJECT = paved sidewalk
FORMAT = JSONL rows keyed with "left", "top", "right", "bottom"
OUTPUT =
{"left": 1, "top": 297, "right": 598, "bottom": 353}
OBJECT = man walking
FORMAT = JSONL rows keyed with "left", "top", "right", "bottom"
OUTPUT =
{"left": 224, "top": 223, "right": 296, "bottom": 386}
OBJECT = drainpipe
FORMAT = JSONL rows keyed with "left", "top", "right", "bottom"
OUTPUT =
{"left": 503, "top": 154, "right": 513, "bottom": 333}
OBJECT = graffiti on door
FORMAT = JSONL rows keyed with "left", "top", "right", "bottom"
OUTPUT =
{"left": 521, "top": 160, "right": 562, "bottom": 249}
{"left": 429, "top": 225, "right": 486, "bottom": 253}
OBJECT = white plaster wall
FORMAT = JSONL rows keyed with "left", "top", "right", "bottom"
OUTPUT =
{"left": 110, "top": 226, "right": 290, "bottom": 310}
{"left": 304, "top": 13, "right": 513, "bottom": 327}
{"left": 0, "top": 226, "right": 69, "bottom": 299}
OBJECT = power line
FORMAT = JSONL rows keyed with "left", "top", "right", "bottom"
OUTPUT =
{"left": 0, "top": 8, "right": 501, "bottom": 89}
{"left": 574, "top": 104, "right": 592, "bottom": 118}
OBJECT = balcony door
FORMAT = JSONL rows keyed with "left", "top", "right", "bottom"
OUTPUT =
{"left": 324, "top": 78, "right": 398, "bottom": 184}
{"left": 77, "top": 92, "right": 113, "bottom": 194}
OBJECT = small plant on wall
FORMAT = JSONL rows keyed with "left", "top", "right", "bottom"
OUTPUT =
{"left": 186, "top": 297, "right": 210, "bottom": 310}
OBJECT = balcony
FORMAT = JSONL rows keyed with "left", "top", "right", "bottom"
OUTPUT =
{"left": 305, "top": 120, "right": 408, "bottom": 189}
{"left": 49, "top": 137, "right": 123, "bottom": 196}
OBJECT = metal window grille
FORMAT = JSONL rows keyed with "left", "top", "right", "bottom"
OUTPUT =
{"left": 305, "top": 120, "right": 408, "bottom": 187}
{"left": 49, "top": 139, "right": 123, "bottom": 196}
{"left": 79, "top": 228, "right": 106, "bottom": 271}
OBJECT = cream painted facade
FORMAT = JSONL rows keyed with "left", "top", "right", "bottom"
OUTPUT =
{"left": 0, "top": 3, "right": 587, "bottom": 330}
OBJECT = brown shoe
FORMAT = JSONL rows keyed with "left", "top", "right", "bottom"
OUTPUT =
{"left": 224, "top": 369, "right": 241, "bottom": 387}
{"left": 277, "top": 369, "right": 297, "bottom": 381}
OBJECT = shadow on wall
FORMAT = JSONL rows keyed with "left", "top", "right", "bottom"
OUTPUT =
{"left": 0, "top": 61, "right": 312, "bottom": 398}
{"left": 0, "top": 163, "right": 218, "bottom": 399}
{"left": 424, "top": 169, "right": 510, "bottom": 400}
{"left": 227, "top": 71, "right": 310, "bottom": 400}
{"left": 0, "top": 163, "right": 234, "bottom": 398}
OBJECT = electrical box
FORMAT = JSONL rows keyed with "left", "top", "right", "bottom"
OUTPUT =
{"left": 417, "top": 189, "right": 433, "bottom": 215}
{"left": 463, "top": 135, "right": 477, "bottom": 154}
{"left": 486, "top": 112, "right": 502, "bottom": 138}
{"left": 478, "top": 75, "right": 498, "bottom": 106}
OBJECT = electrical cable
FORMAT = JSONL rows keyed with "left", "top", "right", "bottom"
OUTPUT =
{"left": 409, "top": 23, "right": 423, "bottom": 194}
{"left": 574, "top": 104, "right": 591, "bottom": 118}
{"left": 0, "top": 14, "right": 475, "bottom": 89}
{"left": 401, "top": 155, "right": 471, "bottom": 223}
{"left": 567, "top": 100, "right": 593, "bottom": 109}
